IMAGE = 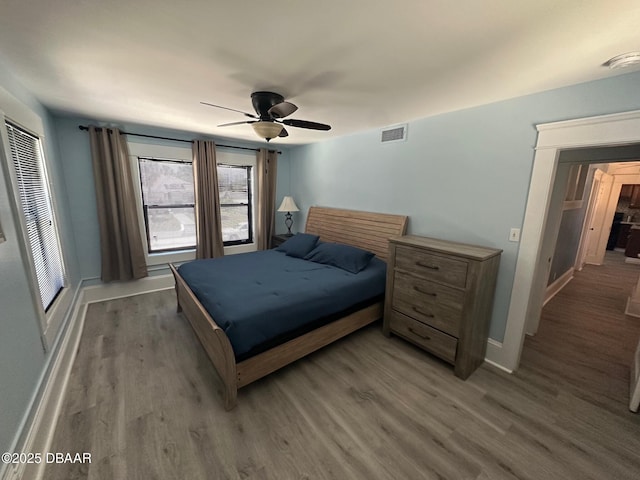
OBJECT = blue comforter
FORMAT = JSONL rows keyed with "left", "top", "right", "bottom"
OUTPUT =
{"left": 177, "top": 249, "right": 386, "bottom": 360}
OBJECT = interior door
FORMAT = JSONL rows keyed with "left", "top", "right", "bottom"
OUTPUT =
{"left": 575, "top": 170, "right": 602, "bottom": 270}
{"left": 584, "top": 171, "right": 614, "bottom": 265}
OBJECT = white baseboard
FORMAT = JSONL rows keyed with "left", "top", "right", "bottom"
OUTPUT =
{"left": 81, "top": 273, "right": 174, "bottom": 304}
{"left": 0, "top": 462, "right": 17, "bottom": 480}
{"left": 543, "top": 268, "right": 574, "bottom": 306}
{"left": 1, "top": 286, "right": 86, "bottom": 480}
{"left": 625, "top": 295, "right": 640, "bottom": 318}
{"left": 3, "top": 274, "right": 176, "bottom": 480}
{"left": 484, "top": 338, "right": 513, "bottom": 373}
{"left": 630, "top": 339, "right": 640, "bottom": 412}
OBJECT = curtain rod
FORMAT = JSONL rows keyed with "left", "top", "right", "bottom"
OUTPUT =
{"left": 77, "top": 125, "right": 281, "bottom": 154}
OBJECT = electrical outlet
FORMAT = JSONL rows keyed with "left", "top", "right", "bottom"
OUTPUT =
{"left": 509, "top": 228, "right": 521, "bottom": 242}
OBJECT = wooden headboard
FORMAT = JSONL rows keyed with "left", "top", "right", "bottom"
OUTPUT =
{"left": 304, "top": 206, "right": 408, "bottom": 262}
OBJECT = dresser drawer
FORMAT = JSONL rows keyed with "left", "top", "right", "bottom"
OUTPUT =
{"left": 395, "top": 246, "right": 468, "bottom": 288}
{"left": 389, "top": 311, "right": 457, "bottom": 364}
{"left": 392, "top": 271, "right": 463, "bottom": 337}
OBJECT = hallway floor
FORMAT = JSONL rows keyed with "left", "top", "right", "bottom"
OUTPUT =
{"left": 522, "top": 250, "right": 640, "bottom": 415}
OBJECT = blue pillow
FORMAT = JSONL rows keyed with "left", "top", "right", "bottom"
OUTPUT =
{"left": 304, "top": 242, "right": 375, "bottom": 273}
{"left": 276, "top": 233, "right": 319, "bottom": 258}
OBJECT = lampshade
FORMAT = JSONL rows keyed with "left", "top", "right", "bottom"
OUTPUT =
{"left": 251, "top": 121, "right": 283, "bottom": 140}
{"left": 277, "top": 196, "right": 299, "bottom": 212}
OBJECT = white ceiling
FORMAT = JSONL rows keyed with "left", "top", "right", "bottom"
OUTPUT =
{"left": 1, "top": 0, "right": 639, "bottom": 145}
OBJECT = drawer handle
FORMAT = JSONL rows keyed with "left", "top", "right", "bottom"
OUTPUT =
{"left": 412, "top": 306, "right": 435, "bottom": 318}
{"left": 414, "top": 286, "right": 437, "bottom": 297}
{"left": 408, "top": 327, "right": 431, "bottom": 340}
{"left": 416, "top": 261, "right": 439, "bottom": 270}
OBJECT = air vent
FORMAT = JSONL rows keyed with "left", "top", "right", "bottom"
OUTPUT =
{"left": 381, "top": 124, "right": 407, "bottom": 143}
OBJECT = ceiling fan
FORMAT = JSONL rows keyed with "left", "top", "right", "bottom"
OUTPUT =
{"left": 201, "top": 91, "right": 331, "bottom": 142}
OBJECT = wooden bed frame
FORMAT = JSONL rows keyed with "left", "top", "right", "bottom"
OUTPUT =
{"left": 169, "top": 206, "right": 408, "bottom": 410}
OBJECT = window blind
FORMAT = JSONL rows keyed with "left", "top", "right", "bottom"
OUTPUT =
{"left": 6, "top": 122, "right": 65, "bottom": 311}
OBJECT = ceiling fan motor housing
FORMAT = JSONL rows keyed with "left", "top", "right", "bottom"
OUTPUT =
{"left": 251, "top": 91, "right": 285, "bottom": 120}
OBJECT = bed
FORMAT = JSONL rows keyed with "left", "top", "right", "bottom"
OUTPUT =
{"left": 169, "top": 206, "right": 408, "bottom": 409}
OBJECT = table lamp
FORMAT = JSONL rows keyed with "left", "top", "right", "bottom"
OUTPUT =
{"left": 277, "top": 196, "right": 299, "bottom": 236}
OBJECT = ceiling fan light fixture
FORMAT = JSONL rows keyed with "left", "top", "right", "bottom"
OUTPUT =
{"left": 251, "top": 121, "right": 283, "bottom": 140}
{"left": 604, "top": 52, "right": 640, "bottom": 69}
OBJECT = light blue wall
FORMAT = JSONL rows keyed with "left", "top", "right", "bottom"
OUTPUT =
{"left": 0, "top": 64, "right": 79, "bottom": 462}
{"left": 53, "top": 115, "right": 293, "bottom": 280}
{"left": 548, "top": 164, "right": 594, "bottom": 286}
{"left": 549, "top": 208, "right": 585, "bottom": 283}
{"left": 288, "top": 70, "right": 640, "bottom": 342}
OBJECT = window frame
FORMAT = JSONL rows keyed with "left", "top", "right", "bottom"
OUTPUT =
{"left": 217, "top": 163, "right": 254, "bottom": 247}
{"left": 138, "top": 156, "right": 196, "bottom": 254}
{"left": 564, "top": 163, "right": 589, "bottom": 210}
{"left": 5, "top": 121, "right": 66, "bottom": 311}
{"left": 0, "top": 91, "right": 71, "bottom": 348}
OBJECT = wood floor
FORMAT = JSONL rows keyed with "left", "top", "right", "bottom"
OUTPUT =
{"left": 46, "top": 255, "right": 640, "bottom": 479}
{"left": 525, "top": 251, "right": 640, "bottom": 416}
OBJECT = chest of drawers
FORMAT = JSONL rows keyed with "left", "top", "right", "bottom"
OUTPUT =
{"left": 383, "top": 235, "right": 501, "bottom": 379}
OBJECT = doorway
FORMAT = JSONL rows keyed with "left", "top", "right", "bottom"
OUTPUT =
{"left": 580, "top": 163, "right": 640, "bottom": 269}
{"left": 492, "top": 110, "right": 640, "bottom": 372}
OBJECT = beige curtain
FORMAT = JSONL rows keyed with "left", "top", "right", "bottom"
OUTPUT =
{"left": 256, "top": 148, "right": 278, "bottom": 250}
{"left": 193, "top": 140, "right": 224, "bottom": 259}
{"left": 88, "top": 126, "right": 148, "bottom": 282}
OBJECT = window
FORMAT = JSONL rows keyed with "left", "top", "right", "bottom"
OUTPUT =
{"left": 5, "top": 121, "right": 65, "bottom": 311}
{"left": 218, "top": 164, "right": 253, "bottom": 245}
{"left": 138, "top": 158, "right": 196, "bottom": 253}
{"left": 137, "top": 157, "right": 254, "bottom": 253}
{"left": 564, "top": 163, "right": 589, "bottom": 209}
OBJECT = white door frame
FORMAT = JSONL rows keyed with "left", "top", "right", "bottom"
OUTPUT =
{"left": 494, "top": 110, "right": 640, "bottom": 372}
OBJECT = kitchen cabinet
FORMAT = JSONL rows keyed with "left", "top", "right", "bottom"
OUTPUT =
{"left": 618, "top": 223, "right": 633, "bottom": 249}
{"left": 626, "top": 227, "right": 640, "bottom": 258}
{"left": 631, "top": 186, "right": 640, "bottom": 208}
{"left": 619, "top": 184, "right": 640, "bottom": 208}
{"left": 620, "top": 184, "right": 634, "bottom": 200}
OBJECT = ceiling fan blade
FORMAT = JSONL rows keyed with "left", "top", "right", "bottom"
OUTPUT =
{"left": 217, "top": 120, "right": 256, "bottom": 127}
{"left": 282, "top": 119, "right": 331, "bottom": 131}
{"left": 268, "top": 101, "right": 298, "bottom": 119}
{"left": 278, "top": 127, "right": 289, "bottom": 138}
{"left": 201, "top": 102, "right": 258, "bottom": 119}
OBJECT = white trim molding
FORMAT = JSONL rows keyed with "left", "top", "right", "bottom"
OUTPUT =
{"left": 625, "top": 296, "right": 640, "bottom": 318}
{"left": 12, "top": 293, "right": 86, "bottom": 480}
{"left": 81, "top": 274, "right": 174, "bottom": 304}
{"left": 544, "top": 268, "right": 574, "bottom": 307}
{"left": 497, "top": 109, "right": 640, "bottom": 372}
{"left": 625, "top": 271, "right": 640, "bottom": 318}
{"left": 484, "top": 339, "right": 512, "bottom": 374}
{"left": 631, "top": 339, "right": 640, "bottom": 412}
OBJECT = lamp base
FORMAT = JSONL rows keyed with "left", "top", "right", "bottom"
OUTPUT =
{"left": 284, "top": 212, "right": 293, "bottom": 235}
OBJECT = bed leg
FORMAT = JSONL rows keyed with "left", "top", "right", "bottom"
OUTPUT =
{"left": 223, "top": 384, "right": 238, "bottom": 411}
{"left": 175, "top": 284, "right": 182, "bottom": 313}
{"left": 382, "top": 323, "right": 391, "bottom": 337}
